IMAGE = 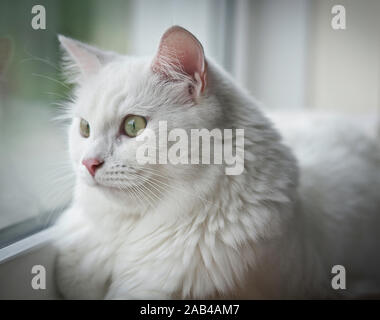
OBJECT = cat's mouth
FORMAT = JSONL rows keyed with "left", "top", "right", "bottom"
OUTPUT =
{"left": 89, "top": 165, "right": 151, "bottom": 191}
{"left": 95, "top": 175, "right": 143, "bottom": 189}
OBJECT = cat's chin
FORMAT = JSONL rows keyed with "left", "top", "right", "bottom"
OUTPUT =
{"left": 77, "top": 179, "right": 150, "bottom": 215}
{"left": 82, "top": 178, "right": 137, "bottom": 192}
{"left": 81, "top": 176, "right": 147, "bottom": 199}
{"left": 96, "top": 182, "right": 138, "bottom": 193}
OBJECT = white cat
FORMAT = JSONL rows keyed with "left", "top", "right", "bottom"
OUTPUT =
{"left": 54, "top": 26, "right": 380, "bottom": 299}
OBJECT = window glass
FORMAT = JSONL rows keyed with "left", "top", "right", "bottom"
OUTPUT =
{"left": 0, "top": 0, "right": 229, "bottom": 246}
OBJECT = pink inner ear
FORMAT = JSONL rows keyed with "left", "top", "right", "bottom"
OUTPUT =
{"left": 153, "top": 26, "right": 206, "bottom": 92}
{"left": 59, "top": 35, "right": 101, "bottom": 76}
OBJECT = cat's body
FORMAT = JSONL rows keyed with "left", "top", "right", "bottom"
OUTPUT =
{"left": 55, "top": 27, "right": 380, "bottom": 299}
{"left": 277, "top": 114, "right": 380, "bottom": 298}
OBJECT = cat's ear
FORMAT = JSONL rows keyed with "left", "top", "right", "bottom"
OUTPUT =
{"left": 0, "top": 37, "right": 12, "bottom": 75}
{"left": 58, "top": 35, "right": 116, "bottom": 81}
{"left": 152, "top": 26, "right": 207, "bottom": 95}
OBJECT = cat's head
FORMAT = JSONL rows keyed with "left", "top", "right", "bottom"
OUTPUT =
{"left": 60, "top": 26, "right": 223, "bottom": 206}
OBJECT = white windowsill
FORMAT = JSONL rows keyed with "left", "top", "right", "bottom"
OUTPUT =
{"left": 0, "top": 227, "right": 56, "bottom": 264}
{"left": 0, "top": 227, "right": 60, "bottom": 299}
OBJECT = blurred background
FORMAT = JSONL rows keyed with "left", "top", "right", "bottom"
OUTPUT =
{"left": 0, "top": 0, "right": 379, "bottom": 245}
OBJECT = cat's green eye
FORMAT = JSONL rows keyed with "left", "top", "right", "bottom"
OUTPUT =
{"left": 80, "top": 118, "right": 90, "bottom": 138}
{"left": 123, "top": 115, "right": 147, "bottom": 137}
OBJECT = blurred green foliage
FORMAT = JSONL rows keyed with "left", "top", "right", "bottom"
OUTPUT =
{"left": 0, "top": 0, "right": 131, "bottom": 103}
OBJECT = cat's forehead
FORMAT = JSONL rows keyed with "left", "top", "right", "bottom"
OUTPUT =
{"left": 75, "top": 57, "right": 155, "bottom": 125}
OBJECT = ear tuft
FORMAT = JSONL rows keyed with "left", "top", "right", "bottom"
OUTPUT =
{"left": 152, "top": 26, "right": 207, "bottom": 94}
{"left": 58, "top": 35, "right": 117, "bottom": 82}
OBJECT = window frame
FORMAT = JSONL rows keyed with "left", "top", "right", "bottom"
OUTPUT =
{"left": 0, "top": 226, "right": 59, "bottom": 299}
{"left": 0, "top": 210, "right": 62, "bottom": 250}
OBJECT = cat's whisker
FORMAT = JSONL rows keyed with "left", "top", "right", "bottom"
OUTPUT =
{"left": 38, "top": 172, "right": 74, "bottom": 188}
{"left": 122, "top": 167, "right": 218, "bottom": 210}
{"left": 31, "top": 73, "right": 71, "bottom": 89}
{"left": 136, "top": 178, "right": 167, "bottom": 205}
{"left": 114, "top": 180, "right": 137, "bottom": 203}
{"left": 37, "top": 176, "right": 74, "bottom": 201}
{"left": 41, "top": 168, "right": 75, "bottom": 182}
{"left": 143, "top": 173, "right": 218, "bottom": 210}
{"left": 44, "top": 91, "right": 69, "bottom": 100}
{"left": 36, "top": 162, "right": 75, "bottom": 212}
{"left": 20, "top": 53, "right": 61, "bottom": 72}
{"left": 50, "top": 101, "right": 69, "bottom": 108}
{"left": 43, "top": 161, "right": 74, "bottom": 171}
{"left": 112, "top": 177, "right": 145, "bottom": 208}
{"left": 131, "top": 181, "right": 159, "bottom": 207}
{"left": 128, "top": 185, "right": 144, "bottom": 206}
{"left": 126, "top": 172, "right": 166, "bottom": 202}
{"left": 134, "top": 164, "right": 194, "bottom": 179}
{"left": 114, "top": 173, "right": 163, "bottom": 209}
{"left": 121, "top": 182, "right": 142, "bottom": 205}
{"left": 50, "top": 104, "right": 73, "bottom": 122}
{"left": 41, "top": 181, "right": 74, "bottom": 226}
{"left": 131, "top": 178, "right": 157, "bottom": 209}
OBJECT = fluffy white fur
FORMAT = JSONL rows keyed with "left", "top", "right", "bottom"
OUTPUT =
{"left": 54, "top": 27, "right": 380, "bottom": 299}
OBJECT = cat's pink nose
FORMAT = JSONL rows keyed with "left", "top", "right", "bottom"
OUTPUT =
{"left": 82, "top": 158, "right": 103, "bottom": 177}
